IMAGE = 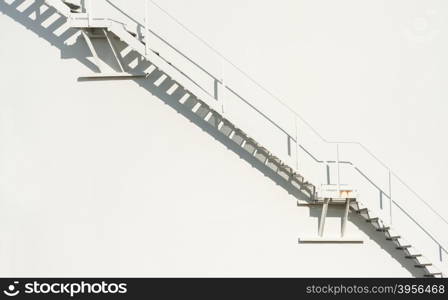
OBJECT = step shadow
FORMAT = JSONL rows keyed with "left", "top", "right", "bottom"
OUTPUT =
{"left": 307, "top": 207, "right": 424, "bottom": 277}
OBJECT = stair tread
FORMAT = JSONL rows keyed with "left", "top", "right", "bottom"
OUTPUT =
{"left": 366, "top": 217, "right": 379, "bottom": 222}
{"left": 406, "top": 247, "right": 423, "bottom": 256}
{"left": 396, "top": 245, "right": 412, "bottom": 249}
{"left": 425, "top": 265, "right": 442, "bottom": 272}
{"left": 415, "top": 263, "right": 432, "bottom": 267}
{"left": 406, "top": 254, "right": 422, "bottom": 258}
{"left": 377, "top": 226, "right": 390, "bottom": 232}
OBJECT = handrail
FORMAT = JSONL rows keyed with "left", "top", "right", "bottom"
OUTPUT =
{"left": 392, "top": 199, "right": 448, "bottom": 256}
{"left": 144, "top": 0, "right": 448, "bottom": 224}
{"left": 300, "top": 142, "right": 448, "bottom": 256}
{"left": 99, "top": 0, "right": 447, "bottom": 260}
{"left": 300, "top": 142, "right": 448, "bottom": 227}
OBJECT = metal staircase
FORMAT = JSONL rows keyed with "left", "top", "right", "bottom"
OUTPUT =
{"left": 2, "top": 0, "right": 446, "bottom": 277}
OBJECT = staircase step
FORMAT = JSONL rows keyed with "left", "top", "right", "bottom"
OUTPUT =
{"left": 366, "top": 217, "right": 379, "bottom": 223}
{"left": 386, "top": 235, "right": 401, "bottom": 241}
{"left": 355, "top": 201, "right": 367, "bottom": 208}
{"left": 205, "top": 112, "right": 221, "bottom": 128}
{"left": 231, "top": 130, "right": 246, "bottom": 146}
{"left": 356, "top": 208, "right": 368, "bottom": 214}
{"left": 243, "top": 139, "right": 257, "bottom": 155}
{"left": 266, "top": 157, "right": 280, "bottom": 172}
{"left": 424, "top": 273, "right": 443, "bottom": 278}
{"left": 218, "top": 120, "right": 234, "bottom": 136}
{"left": 424, "top": 265, "right": 443, "bottom": 275}
{"left": 183, "top": 96, "right": 199, "bottom": 110}
{"left": 254, "top": 148, "right": 269, "bottom": 164}
{"left": 405, "top": 254, "right": 422, "bottom": 259}
{"left": 376, "top": 226, "right": 390, "bottom": 232}
{"left": 194, "top": 104, "right": 210, "bottom": 119}
{"left": 415, "top": 263, "right": 432, "bottom": 268}
{"left": 405, "top": 246, "right": 423, "bottom": 256}
{"left": 396, "top": 245, "right": 412, "bottom": 250}
{"left": 292, "top": 173, "right": 304, "bottom": 184}
{"left": 278, "top": 165, "right": 292, "bottom": 178}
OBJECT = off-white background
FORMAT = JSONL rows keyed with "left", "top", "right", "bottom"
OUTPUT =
{"left": 0, "top": 0, "right": 447, "bottom": 277}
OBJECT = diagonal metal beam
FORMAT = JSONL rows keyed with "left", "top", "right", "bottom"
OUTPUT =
{"left": 103, "top": 29, "right": 125, "bottom": 72}
{"left": 318, "top": 198, "right": 330, "bottom": 237}
{"left": 81, "top": 29, "right": 103, "bottom": 73}
{"left": 341, "top": 199, "right": 351, "bottom": 237}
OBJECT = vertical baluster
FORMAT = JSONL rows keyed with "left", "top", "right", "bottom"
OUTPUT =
{"left": 389, "top": 170, "right": 392, "bottom": 225}
{"left": 220, "top": 58, "right": 225, "bottom": 115}
{"left": 287, "top": 135, "right": 291, "bottom": 157}
{"left": 336, "top": 143, "right": 340, "bottom": 193}
{"left": 87, "top": 0, "right": 92, "bottom": 26}
{"left": 295, "top": 116, "right": 299, "bottom": 171}
{"left": 214, "top": 78, "right": 219, "bottom": 100}
{"left": 145, "top": 0, "right": 150, "bottom": 56}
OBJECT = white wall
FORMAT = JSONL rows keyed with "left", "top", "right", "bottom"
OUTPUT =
{"left": 1, "top": 0, "right": 447, "bottom": 277}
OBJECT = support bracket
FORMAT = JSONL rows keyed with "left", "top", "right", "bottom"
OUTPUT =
{"left": 299, "top": 185, "right": 362, "bottom": 244}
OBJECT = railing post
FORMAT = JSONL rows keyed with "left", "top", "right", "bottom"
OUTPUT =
{"left": 145, "top": 0, "right": 150, "bottom": 56}
{"left": 219, "top": 58, "right": 225, "bottom": 115}
{"left": 341, "top": 198, "right": 351, "bottom": 237}
{"left": 318, "top": 198, "right": 330, "bottom": 237}
{"left": 379, "top": 190, "right": 383, "bottom": 209}
{"left": 389, "top": 169, "right": 393, "bottom": 225}
{"left": 440, "top": 244, "right": 443, "bottom": 262}
{"left": 87, "top": 0, "right": 92, "bottom": 26}
{"left": 295, "top": 116, "right": 299, "bottom": 171}
{"left": 214, "top": 78, "right": 219, "bottom": 100}
{"left": 213, "top": 78, "right": 225, "bottom": 115}
{"left": 336, "top": 143, "right": 341, "bottom": 193}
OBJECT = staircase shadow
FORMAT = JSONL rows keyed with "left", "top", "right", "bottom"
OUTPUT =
{"left": 0, "top": 0, "right": 97, "bottom": 72}
{"left": 308, "top": 207, "right": 424, "bottom": 277}
{"left": 0, "top": 0, "right": 424, "bottom": 277}
{"left": 2, "top": 0, "right": 312, "bottom": 201}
